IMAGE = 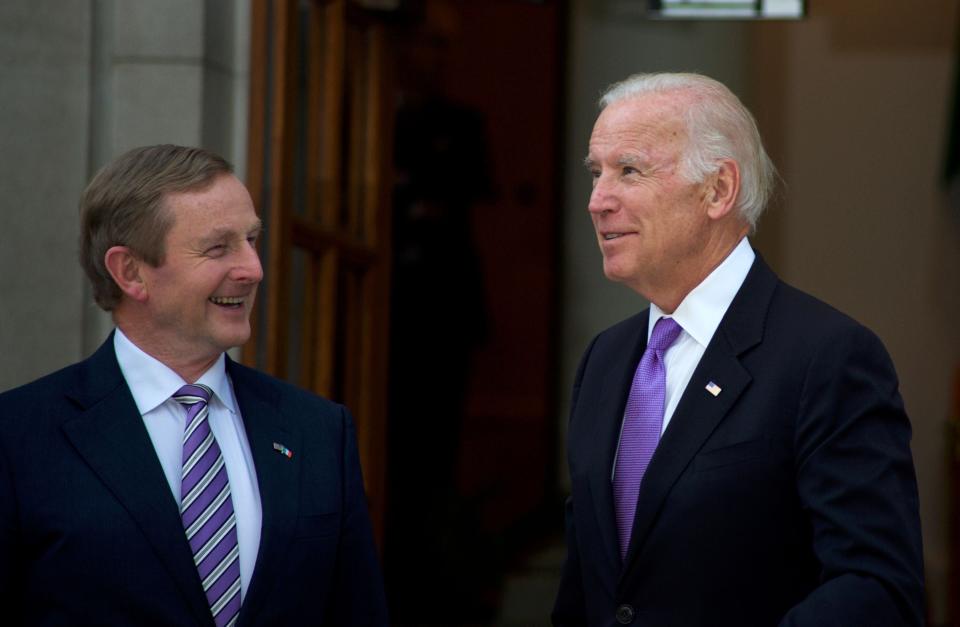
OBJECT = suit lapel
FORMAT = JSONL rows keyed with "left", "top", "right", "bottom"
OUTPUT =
{"left": 227, "top": 361, "right": 300, "bottom": 625}
{"left": 586, "top": 313, "right": 651, "bottom": 581}
{"left": 619, "top": 257, "right": 778, "bottom": 580}
{"left": 60, "top": 336, "right": 213, "bottom": 625}
{"left": 620, "top": 334, "right": 752, "bottom": 573}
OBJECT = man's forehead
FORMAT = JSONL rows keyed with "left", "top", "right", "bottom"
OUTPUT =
{"left": 589, "top": 97, "right": 687, "bottom": 157}
{"left": 587, "top": 124, "right": 684, "bottom": 163}
{"left": 161, "top": 180, "right": 260, "bottom": 235}
{"left": 596, "top": 94, "right": 686, "bottom": 133}
{"left": 160, "top": 174, "right": 252, "bottom": 208}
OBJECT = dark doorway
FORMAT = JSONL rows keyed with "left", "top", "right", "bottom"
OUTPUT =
{"left": 383, "top": 0, "right": 565, "bottom": 624}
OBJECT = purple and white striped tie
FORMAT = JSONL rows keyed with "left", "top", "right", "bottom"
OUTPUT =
{"left": 174, "top": 384, "right": 241, "bottom": 627}
{"left": 613, "top": 317, "right": 683, "bottom": 561}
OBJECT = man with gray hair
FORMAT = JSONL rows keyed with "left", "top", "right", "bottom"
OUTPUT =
{"left": 0, "top": 144, "right": 387, "bottom": 625}
{"left": 552, "top": 73, "right": 923, "bottom": 626}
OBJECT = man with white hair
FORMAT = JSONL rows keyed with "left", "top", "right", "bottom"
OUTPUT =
{"left": 552, "top": 73, "right": 924, "bottom": 626}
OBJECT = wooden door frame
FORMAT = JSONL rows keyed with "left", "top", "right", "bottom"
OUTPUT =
{"left": 244, "top": 0, "right": 394, "bottom": 543}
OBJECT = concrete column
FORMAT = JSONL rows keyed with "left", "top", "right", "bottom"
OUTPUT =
{"left": 0, "top": 0, "right": 251, "bottom": 390}
{"left": 0, "top": 1, "right": 92, "bottom": 390}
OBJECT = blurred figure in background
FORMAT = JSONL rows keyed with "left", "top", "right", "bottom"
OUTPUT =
{"left": 385, "top": 1, "right": 493, "bottom": 624}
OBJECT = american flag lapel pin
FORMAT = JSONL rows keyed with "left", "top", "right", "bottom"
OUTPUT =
{"left": 705, "top": 381, "right": 722, "bottom": 397}
{"left": 273, "top": 442, "right": 294, "bottom": 459}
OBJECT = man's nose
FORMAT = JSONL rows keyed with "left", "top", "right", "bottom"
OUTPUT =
{"left": 588, "top": 177, "right": 617, "bottom": 215}
{"left": 233, "top": 240, "right": 263, "bottom": 283}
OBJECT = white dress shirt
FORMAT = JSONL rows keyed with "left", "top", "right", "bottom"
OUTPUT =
{"left": 613, "top": 237, "right": 755, "bottom": 478}
{"left": 651, "top": 237, "right": 755, "bottom": 433}
{"left": 113, "top": 329, "right": 262, "bottom": 599}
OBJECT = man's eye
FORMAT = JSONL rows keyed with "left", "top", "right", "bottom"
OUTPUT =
{"left": 623, "top": 166, "right": 640, "bottom": 176}
{"left": 206, "top": 244, "right": 226, "bottom": 256}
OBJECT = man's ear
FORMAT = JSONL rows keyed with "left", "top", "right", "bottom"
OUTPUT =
{"left": 704, "top": 159, "right": 741, "bottom": 220}
{"left": 104, "top": 246, "right": 148, "bottom": 302}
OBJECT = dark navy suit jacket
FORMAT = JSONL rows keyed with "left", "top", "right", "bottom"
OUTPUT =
{"left": 552, "top": 257, "right": 924, "bottom": 627}
{"left": 0, "top": 335, "right": 387, "bottom": 625}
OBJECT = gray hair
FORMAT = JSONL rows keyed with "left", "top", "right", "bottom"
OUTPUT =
{"left": 79, "top": 144, "right": 233, "bottom": 310}
{"left": 600, "top": 73, "right": 777, "bottom": 229}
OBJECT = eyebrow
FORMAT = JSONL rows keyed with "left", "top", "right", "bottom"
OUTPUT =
{"left": 197, "top": 220, "right": 263, "bottom": 248}
{"left": 615, "top": 154, "right": 643, "bottom": 167}
{"left": 583, "top": 153, "right": 646, "bottom": 170}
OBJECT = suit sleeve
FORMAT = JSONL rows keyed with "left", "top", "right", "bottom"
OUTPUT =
{"left": 779, "top": 325, "right": 924, "bottom": 627}
{"left": 325, "top": 406, "right": 389, "bottom": 626}
{"left": 552, "top": 495, "right": 587, "bottom": 626}
{"left": 552, "top": 335, "right": 599, "bottom": 626}
{"left": 0, "top": 434, "right": 15, "bottom": 596}
{"left": 0, "top": 425, "right": 24, "bottom": 621}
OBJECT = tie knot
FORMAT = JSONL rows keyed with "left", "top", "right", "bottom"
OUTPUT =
{"left": 648, "top": 317, "right": 682, "bottom": 353}
{"left": 172, "top": 383, "right": 212, "bottom": 407}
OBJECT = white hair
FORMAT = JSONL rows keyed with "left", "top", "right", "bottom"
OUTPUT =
{"left": 600, "top": 73, "right": 778, "bottom": 230}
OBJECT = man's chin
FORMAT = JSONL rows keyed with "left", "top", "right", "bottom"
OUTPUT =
{"left": 215, "top": 326, "right": 251, "bottom": 353}
{"left": 602, "top": 261, "right": 632, "bottom": 284}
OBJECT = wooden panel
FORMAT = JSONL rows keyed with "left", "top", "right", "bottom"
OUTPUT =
{"left": 345, "top": 23, "right": 366, "bottom": 237}
{"left": 951, "top": 367, "right": 960, "bottom": 626}
{"left": 311, "top": 0, "right": 346, "bottom": 399}
{"left": 241, "top": 0, "right": 269, "bottom": 367}
{"left": 299, "top": 0, "right": 321, "bottom": 389}
{"left": 299, "top": 249, "right": 318, "bottom": 390}
{"left": 354, "top": 23, "right": 392, "bottom": 537}
{"left": 262, "top": 0, "right": 298, "bottom": 379}
{"left": 317, "top": 0, "right": 346, "bottom": 229}
{"left": 312, "top": 250, "right": 338, "bottom": 397}
{"left": 304, "top": 1, "right": 324, "bottom": 223}
{"left": 291, "top": 216, "right": 377, "bottom": 264}
{"left": 361, "top": 25, "right": 385, "bottom": 245}
{"left": 245, "top": 0, "right": 395, "bottom": 549}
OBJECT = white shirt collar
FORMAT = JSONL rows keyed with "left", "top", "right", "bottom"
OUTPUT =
{"left": 649, "top": 237, "right": 756, "bottom": 347}
{"left": 113, "top": 328, "right": 236, "bottom": 416}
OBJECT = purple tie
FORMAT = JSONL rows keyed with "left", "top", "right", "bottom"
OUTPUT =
{"left": 613, "top": 317, "right": 683, "bottom": 560}
{"left": 174, "top": 384, "right": 241, "bottom": 627}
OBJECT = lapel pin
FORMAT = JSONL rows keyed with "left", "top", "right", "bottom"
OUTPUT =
{"left": 705, "top": 381, "right": 722, "bottom": 397}
{"left": 273, "top": 442, "right": 294, "bottom": 459}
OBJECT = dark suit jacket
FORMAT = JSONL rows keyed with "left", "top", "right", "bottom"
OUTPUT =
{"left": 552, "top": 257, "right": 924, "bottom": 627}
{"left": 0, "top": 334, "right": 387, "bottom": 626}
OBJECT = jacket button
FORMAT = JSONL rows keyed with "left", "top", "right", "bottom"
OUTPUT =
{"left": 615, "top": 603, "right": 635, "bottom": 624}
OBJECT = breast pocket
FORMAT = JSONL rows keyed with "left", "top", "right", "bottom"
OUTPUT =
{"left": 693, "top": 439, "right": 767, "bottom": 472}
{"left": 294, "top": 512, "right": 341, "bottom": 539}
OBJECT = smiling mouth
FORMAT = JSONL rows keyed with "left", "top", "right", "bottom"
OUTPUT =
{"left": 209, "top": 296, "right": 245, "bottom": 308}
{"left": 603, "top": 233, "right": 631, "bottom": 240}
